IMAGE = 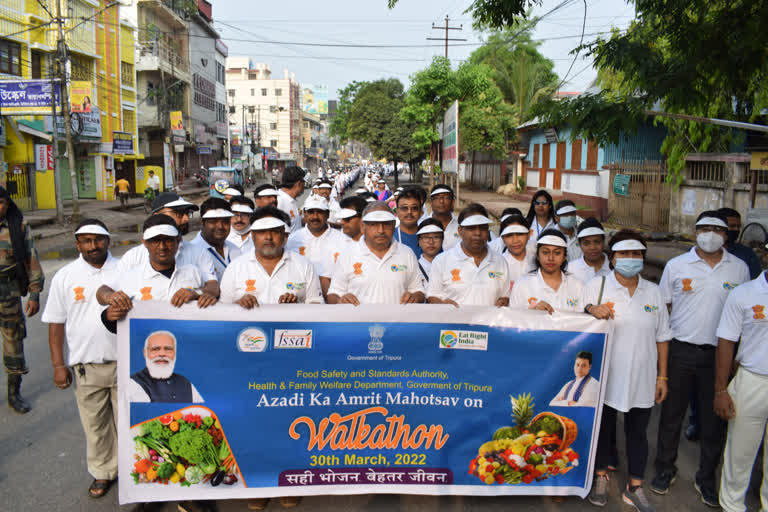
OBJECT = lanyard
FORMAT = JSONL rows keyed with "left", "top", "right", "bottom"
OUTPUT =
{"left": 207, "top": 247, "right": 229, "bottom": 268}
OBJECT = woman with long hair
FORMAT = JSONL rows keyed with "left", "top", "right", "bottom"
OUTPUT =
{"left": 525, "top": 190, "right": 556, "bottom": 239}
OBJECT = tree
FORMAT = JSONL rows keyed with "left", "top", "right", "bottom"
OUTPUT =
{"left": 535, "top": 0, "right": 768, "bottom": 183}
{"left": 387, "top": 0, "right": 539, "bottom": 29}
{"left": 347, "top": 79, "right": 420, "bottom": 187}
{"left": 329, "top": 81, "right": 363, "bottom": 144}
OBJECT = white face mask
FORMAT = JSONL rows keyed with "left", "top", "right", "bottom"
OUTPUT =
{"left": 696, "top": 231, "right": 725, "bottom": 253}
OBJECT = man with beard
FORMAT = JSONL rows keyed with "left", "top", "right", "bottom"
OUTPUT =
{"left": 394, "top": 187, "right": 423, "bottom": 258}
{"left": 104, "top": 193, "right": 219, "bottom": 304}
{"left": 277, "top": 166, "right": 305, "bottom": 233}
{"left": 286, "top": 196, "right": 346, "bottom": 298}
{"left": 126, "top": 330, "right": 203, "bottom": 403}
{"left": 220, "top": 206, "right": 323, "bottom": 307}
{"left": 427, "top": 203, "right": 510, "bottom": 307}
{"left": 42, "top": 219, "right": 119, "bottom": 498}
{"left": 253, "top": 184, "right": 278, "bottom": 208}
{"left": 327, "top": 202, "right": 424, "bottom": 305}
{"left": 190, "top": 198, "right": 239, "bottom": 281}
{"left": 0, "top": 186, "right": 43, "bottom": 413}
{"left": 227, "top": 196, "right": 255, "bottom": 255}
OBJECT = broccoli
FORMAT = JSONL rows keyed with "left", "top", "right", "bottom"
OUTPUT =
{"left": 156, "top": 462, "right": 175, "bottom": 479}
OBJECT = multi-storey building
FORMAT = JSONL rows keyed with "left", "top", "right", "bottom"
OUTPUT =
{"left": 0, "top": 0, "right": 137, "bottom": 209}
{"left": 225, "top": 58, "right": 301, "bottom": 174}
{"left": 214, "top": 37, "right": 227, "bottom": 166}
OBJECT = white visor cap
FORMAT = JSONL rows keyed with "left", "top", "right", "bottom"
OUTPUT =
{"left": 459, "top": 215, "right": 491, "bottom": 227}
{"left": 500, "top": 224, "right": 530, "bottom": 236}
{"left": 611, "top": 239, "right": 647, "bottom": 251}
{"left": 416, "top": 224, "right": 444, "bottom": 236}
{"left": 577, "top": 226, "right": 606, "bottom": 239}
{"left": 143, "top": 224, "right": 179, "bottom": 240}
{"left": 202, "top": 209, "right": 234, "bottom": 219}
{"left": 695, "top": 216, "right": 728, "bottom": 229}
{"left": 250, "top": 216, "right": 287, "bottom": 232}
{"left": 537, "top": 234, "right": 567, "bottom": 248}
{"left": 362, "top": 210, "right": 397, "bottom": 223}
{"left": 75, "top": 224, "right": 110, "bottom": 237}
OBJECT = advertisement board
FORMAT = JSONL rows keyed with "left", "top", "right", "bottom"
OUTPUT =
{"left": 302, "top": 85, "right": 328, "bottom": 115}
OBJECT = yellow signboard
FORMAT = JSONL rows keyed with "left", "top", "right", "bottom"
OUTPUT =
{"left": 751, "top": 152, "right": 768, "bottom": 170}
{"left": 170, "top": 111, "right": 184, "bottom": 131}
{"left": 70, "top": 81, "right": 92, "bottom": 113}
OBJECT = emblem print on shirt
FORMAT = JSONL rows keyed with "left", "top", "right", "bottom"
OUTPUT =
{"left": 140, "top": 286, "right": 153, "bottom": 301}
{"left": 245, "top": 279, "right": 256, "bottom": 292}
{"left": 73, "top": 286, "right": 85, "bottom": 302}
{"left": 722, "top": 281, "right": 737, "bottom": 290}
{"left": 390, "top": 264, "right": 407, "bottom": 272}
{"left": 353, "top": 262, "right": 363, "bottom": 275}
{"left": 450, "top": 269, "right": 461, "bottom": 281}
{"left": 334, "top": 252, "right": 340, "bottom": 263}
{"left": 299, "top": 247, "right": 306, "bottom": 256}
{"left": 753, "top": 305, "right": 766, "bottom": 320}
{"left": 290, "top": 210, "right": 295, "bottom": 218}
{"left": 527, "top": 297, "right": 538, "bottom": 306}
{"left": 567, "top": 298, "right": 579, "bottom": 307}
{"left": 644, "top": 304, "right": 659, "bottom": 313}
{"left": 286, "top": 282, "right": 306, "bottom": 291}
{"left": 681, "top": 278, "right": 693, "bottom": 292}
{"left": 488, "top": 271, "right": 504, "bottom": 280}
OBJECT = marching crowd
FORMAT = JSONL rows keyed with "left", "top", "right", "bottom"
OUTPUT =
{"left": 1, "top": 163, "right": 767, "bottom": 512}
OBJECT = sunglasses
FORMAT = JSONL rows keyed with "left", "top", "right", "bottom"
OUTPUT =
{"left": 534, "top": 200, "right": 549, "bottom": 206}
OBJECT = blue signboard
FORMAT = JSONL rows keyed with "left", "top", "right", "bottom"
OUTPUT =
{"left": 118, "top": 304, "right": 611, "bottom": 503}
{"left": 0, "top": 79, "right": 61, "bottom": 115}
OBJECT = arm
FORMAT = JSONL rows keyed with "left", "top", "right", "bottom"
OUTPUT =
{"left": 304, "top": 264, "right": 325, "bottom": 304}
{"left": 48, "top": 323, "right": 71, "bottom": 389}
{"left": 23, "top": 223, "right": 44, "bottom": 315}
{"left": 713, "top": 338, "right": 737, "bottom": 420}
{"left": 549, "top": 382, "right": 571, "bottom": 407}
{"left": 655, "top": 341, "right": 670, "bottom": 403}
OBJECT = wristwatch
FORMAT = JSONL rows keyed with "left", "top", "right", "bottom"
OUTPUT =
{"left": 584, "top": 304, "right": 593, "bottom": 314}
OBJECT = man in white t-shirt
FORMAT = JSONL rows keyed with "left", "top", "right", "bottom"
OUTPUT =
{"left": 715, "top": 264, "right": 768, "bottom": 512}
{"left": 276, "top": 166, "right": 305, "bottom": 233}
{"left": 327, "top": 202, "right": 424, "bottom": 305}
{"left": 652, "top": 210, "right": 750, "bottom": 505}
{"left": 424, "top": 184, "right": 460, "bottom": 250}
{"left": 146, "top": 170, "right": 160, "bottom": 194}
{"left": 550, "top": 351, "right": 600, "bottom": 407}
{"left": 42, "top": 219, "right": 119, "bottom": 498}
{"left": 227, "top": 196, "right": 255, "bottom": 255}
{"left": 220, "top": 206, "right": 323, "bottom": 307}
{"left": 189, "top": 197, "right": 240, "bottom": 281}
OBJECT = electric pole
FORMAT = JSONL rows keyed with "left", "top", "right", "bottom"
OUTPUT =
{"left": 427, "top": 15, "right": 466, "bottom": 59}
{"left": 54, "top": 0, "right": 81, "bottom": 221}
{"left": 49, "top": 66, "right": 63, "bottom": 223}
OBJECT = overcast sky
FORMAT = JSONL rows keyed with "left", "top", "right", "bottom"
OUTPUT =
{"left": 212, "top": 0, "right": 635, "bottom": 100}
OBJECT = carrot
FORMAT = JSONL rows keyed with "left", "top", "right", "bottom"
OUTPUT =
{"left": 202, "top": 473, "right": 213, "bottom": 483}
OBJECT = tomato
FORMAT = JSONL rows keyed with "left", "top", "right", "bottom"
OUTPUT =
{"left": 522, "top": 474, "right": 534, "bottom": 484}
{"left": 160, "top": 414, "right": 173, "bottom": 426}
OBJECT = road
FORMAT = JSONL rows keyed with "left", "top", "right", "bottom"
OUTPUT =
{"left": 1, "top": 175, "right": 763, "bottom": 511}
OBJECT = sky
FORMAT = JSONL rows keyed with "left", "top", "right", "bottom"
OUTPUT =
{"left": 212, "top": 0, "right": 636, "bottom": 101}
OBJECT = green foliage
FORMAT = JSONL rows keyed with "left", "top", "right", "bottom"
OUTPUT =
{"left": 387, "top": 0, "right": 539, "bottom": 30}
{"left": 329, "top": 81, "right": 363, "bottom": 144}
{"left": 517, "top": 176, "right": 526, "bottom": 193}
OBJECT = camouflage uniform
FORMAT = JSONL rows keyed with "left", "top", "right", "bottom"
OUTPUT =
{"left": 0, "top": 219, "right": 44, "bottom": 375}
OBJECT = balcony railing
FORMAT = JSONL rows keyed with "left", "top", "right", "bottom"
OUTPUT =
{"left": 139, "top": 41, "right": 188, "bottom": 73}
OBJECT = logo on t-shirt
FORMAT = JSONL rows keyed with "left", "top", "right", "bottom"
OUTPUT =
{"left": 488, "top": 271, "right": 504, "bottom": 280}
{"left": 390, "top": 264, "right": 407, "bottom": 272}
{"left": 753, "top": 305, "right": 766, "bottom": 320}
{"left": 450, "top": 269, "right": 461, "bottom": 282}
{"left": 286, "top": 282, "right": 306, "bottom": 291}
{"left": 245, "top": 279, "right": 256, "bottom": 292}
{"left": 722, "top": 282, "right": 737, "bottom": 291}
{"left": 140, "top": 287, "right": 153, "bottom": 301}
{"left": 73, "top": 286, "right": 85, "bottom": 302}
{"left": 681, "top": 278, "right": 693, "bottom": 292}
{"left": 527, "top": 297, "right": 538, "bottom": 306}
{"left": 334, "top": 252, "right": 340, "bottom": 263}
{"left": 644, "top": 304, "right": 659, "bottom": 313}
{"left": 567, "top": 298, "right": 579, "bottom": 308}
{"left": 299, "top": 247, "right": 306, "bottom": 256}
{"left": 353, "top": 262, "right": 363, "bottom": 275}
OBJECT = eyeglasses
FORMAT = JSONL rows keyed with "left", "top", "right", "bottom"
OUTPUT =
{"left": 534, "top": 201, "right": 549, "bottom": 206}
{"left": 419, "top": 235, "right": 443, "bottom": 242}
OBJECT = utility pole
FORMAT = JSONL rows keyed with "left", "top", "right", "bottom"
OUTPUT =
{"left": 54, "top": 0, "right": 81, "bottom": 221}
{"left": 49, "top": 66, "right": 63, "bottom": 223}
{"left": 427, "top": 15, "right": 466, "bottom": 59}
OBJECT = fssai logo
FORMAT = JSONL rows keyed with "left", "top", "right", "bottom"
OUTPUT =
{"left": 236, "top": 328, "right": 267, "bottom": 352}
{"left": 439, "top": 329, "right": 488, "bottom": 351}
{"left": 440, "top": 330, "right": 458, "bottom": 348}
{"left": 274, "top": 329, "right": 313, "bottom": 349}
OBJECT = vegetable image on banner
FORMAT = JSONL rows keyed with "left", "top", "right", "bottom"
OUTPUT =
{"left": 117, "top": 304, "right": 612, "bottom": 504}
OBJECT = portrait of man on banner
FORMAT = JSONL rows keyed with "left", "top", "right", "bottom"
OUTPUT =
{"left": 127, "top": 330, "right": 204, "bottom": 403}
{"left": 550, "top": 351, "right": 600, "bottom": 407}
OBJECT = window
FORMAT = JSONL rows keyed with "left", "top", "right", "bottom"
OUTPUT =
{"left": 250, "top": 88, "right": 255, "bottom": 96}
{"left": 31, "top": 51, "right": 42, "bottom": 79}
{"left": 0, "top": 40, "right": 21, "bottom": 76}
{"left": 269, "top": 105, "right": 277, "bottom": 113}
{"left": 270, "top": 122, "right": 277, "bottom": 130}
{"left": 70, "top": 54, "right": 93, "bottom": 81}
{"left": 122, "top": 109, "right": 135, "bottom": 135}
{"left": 121, "top": 62, "right": 134, "bottom": 87}
{"left": 229, "top": 105, "right": 235, "bottom": 114}
{"left": 146, "top": 82, "right": 156, "bottom": 106}
{"left": 270, "top": 140, "right": 277, "bottom": 147}
{"left": 261, "top": 88, "right": 267, "bottom": 96}
{"left": 228, "top": 89, "right": 235, "bottom": 97}
{"left": 586, "top": 140, "right": 598, "bottom": 170}
{"left": 274, "top": 88, "right": 282, "bottom": 96}
{"left": 571, "top": 139, "right": 582, "bottom": 170}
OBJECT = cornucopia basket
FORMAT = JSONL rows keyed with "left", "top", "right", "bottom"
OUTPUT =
{"left": 531, "top": 411, "right": 577, "bottom": 451}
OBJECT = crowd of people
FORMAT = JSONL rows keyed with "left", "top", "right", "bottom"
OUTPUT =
{"left": 1, "top": 162, "right": 767, "bottom": 512}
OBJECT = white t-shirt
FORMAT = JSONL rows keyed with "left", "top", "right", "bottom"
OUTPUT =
{"left": 226, "top": 230, "right": 254, "bottom": 256}
{"left": 189, "top": 231, "right": 240, "bottom": 281}
{"left": 549, "top": 375, "right": 600, "bottom": 408}
{"left": 104, "top": 261, "right": 202, "bottom": 303}
{"left": 117, "top": 240, "right": 217, "bottom": 283}
{"left": 277, "top": 189, "right": 301, "bottom": 233}
{"left": 660, "top": 247, "right": 750, "bottom": 346}
{"left": 146, "top": 175, "right": 160, "bottom": 191}
{"left": 328, "top": 239, "right": 424, "bottom": 304}
{"left": 501, "top": 249, "right": 537, "bottom": 290}
{"left": 41, "top": 253, "right": 119, "bottom": 365}
{"left": 421, "top": 211, "right": 461, "bottom": 250}
{"left": 427, "top": 245, "right": 511, "bottom": 306}
{"left": 716, "top": 272, "right": 768, "bottom": 376}
{"left": 286, "top": 226, "right": 348, "bottom": 278}
{"left": 417, "top": 255, "right": 433, "bottom": 287}
{"left": 557, "top": 226, "right": 582, "bottom": 262}
{"left": 582, "top": 272, "right": 673, "bottom": 411}
{"left": 568, "top": 255, "right": 611, "bottom": 285}
{"left": 126, "top": 379, "right": 204, "bottom": 403}
{"left": 510, "top": 270, "right": 584, "bottom": 313}
{"left": 220, "top": 250, "right": 323, "bottom": 304}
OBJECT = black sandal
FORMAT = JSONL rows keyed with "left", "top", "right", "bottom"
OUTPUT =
{"left": 88, "top": 479, "right": 114, "bottom": 499}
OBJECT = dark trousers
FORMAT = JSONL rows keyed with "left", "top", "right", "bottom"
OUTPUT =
{"left": 596, "top": 405, "right": 653, "bottom": 480}
{"left": 654, "top": 340, "right": 726, "bottom": 489}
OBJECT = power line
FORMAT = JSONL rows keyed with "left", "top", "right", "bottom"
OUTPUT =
{"left": 555, "top": 0, "right": 588, "bottom": 91}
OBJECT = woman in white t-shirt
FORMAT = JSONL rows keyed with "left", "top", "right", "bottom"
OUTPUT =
{"left": 497, "top": 214, "right": 536, "bottom": 290}
{"left": 583, "top": 230, "right": 672, "bottom": 510}
{"left": 510, "top": 229, "right": 583, "bottom": 314}
{"left": 415, "top": 218, "right": 444, "bottom": 286}
{"left": 525, "top": 190, "right": 556, "bottom": 240}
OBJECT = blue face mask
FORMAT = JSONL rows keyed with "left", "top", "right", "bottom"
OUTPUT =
{"left": 614, "top": 258, "right": 643, "bottom": 278}
{"left": 559, "top": 216, "right": 577, "bottom": 229}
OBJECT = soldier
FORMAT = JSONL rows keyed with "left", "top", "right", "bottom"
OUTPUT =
{"left": 0, "top": 186, "right": 44, "bottom": 413}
